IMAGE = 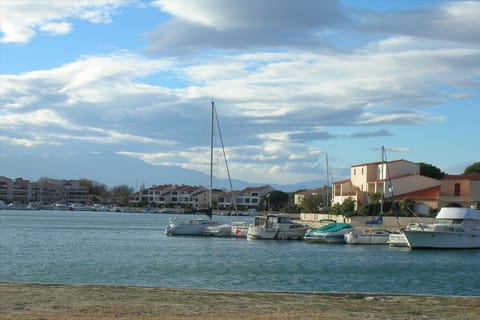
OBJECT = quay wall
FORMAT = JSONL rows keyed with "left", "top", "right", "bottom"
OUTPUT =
{"left": 300, "top": 213, "right": 434, "bottom": 229}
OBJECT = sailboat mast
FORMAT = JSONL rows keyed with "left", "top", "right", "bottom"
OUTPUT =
{"left": 381, "top": 145, "right": 385, "bottom": 214}
{"left": 210, "top": 100, "right": 214, "bottom": 210}
{"left": 325, "top": 153, "right": 329, "bottom": 208}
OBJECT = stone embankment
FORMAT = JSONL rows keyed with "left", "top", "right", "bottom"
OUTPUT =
{"left": 300, "top": 213, "right": 434, "bottom": 229}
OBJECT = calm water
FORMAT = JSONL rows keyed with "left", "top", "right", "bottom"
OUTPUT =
{"left": 1, "top": 210, "right": 479, "bottom": 296}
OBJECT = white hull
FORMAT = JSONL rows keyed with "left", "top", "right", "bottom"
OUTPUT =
{"left": 404, "top": 230, "right": 480, "bottom": 249}
{"left": 403, "top": 207, "right": 480, "bottom": 249}
{"left": 165, "top": 218, "right": 219, "bottom": 236}
{"left": 203, "top": 224, "right": 233, "bottom": 237}
{"left": 231, "top": 223, "right": 249, "bottom": 238}
{"left": 304, "top": 230, "right": 350, "bottom": 243}
{"left": 247, "top": 214, "right": 308, "bottom": 240}
{"left": 388, "top": 233, "right": 409, "bottom": 247}
{"left": 344, "top": 229, "right": 390, "bottom": 245}
{"left": 247, "top": 226, "right": 308, "bottom": 240}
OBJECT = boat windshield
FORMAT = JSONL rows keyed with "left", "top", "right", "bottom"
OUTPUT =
{"left": 434, "top": 218, "right": 463, "bottom": 225}
{"left": 254, "top": 216, "right": 266, "bottom": 226}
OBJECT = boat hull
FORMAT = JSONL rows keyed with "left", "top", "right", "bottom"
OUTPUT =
{"left": 231, "top": 224, "right": 249, "bottom": 238}
{"left": 304, "top": 231, "right": 350, "bottom": 243}
{"left": 388, "top": 233, "right": 409, "bottom": 247}
{"left": 304, "top": 223, "right": 352, "bottom": 243}
{"left": 203, "top": 224, "right": 232, "bottom": 237}
{"left": 165, "top": 218, "right": 219, "bottom": 236}
{"left": 344, "top": 229, "right": 390, "bottom": 245}
{"left": 247, "top": 226, "right": 308, "bottom": 240}
{"left": 404, "top": 230, "right": 480, "bottom": 249}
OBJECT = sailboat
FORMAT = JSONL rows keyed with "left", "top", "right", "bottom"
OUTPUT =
{"left": 165, "top": 101, "right": 223, "bottom": 236}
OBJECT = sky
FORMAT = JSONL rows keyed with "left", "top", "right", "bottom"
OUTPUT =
{"left": 1, "top": 0, "right": 479, "bottom": 191}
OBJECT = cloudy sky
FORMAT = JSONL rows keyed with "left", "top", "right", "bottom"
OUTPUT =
{"left": 1, "top": 0, "right": 479, "bottom": 190}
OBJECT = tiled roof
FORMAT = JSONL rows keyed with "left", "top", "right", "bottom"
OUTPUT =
{"left": 395, "top": 186, "right": 440, "bottom": 201}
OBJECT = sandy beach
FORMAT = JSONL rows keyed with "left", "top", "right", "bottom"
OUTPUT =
{"left": 1, "top": 282, "right": 479, "bottom": 320}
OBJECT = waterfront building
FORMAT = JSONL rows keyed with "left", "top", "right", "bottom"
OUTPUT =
{"left": 294, "top": 186, "right": 331, "bottom": 207}
{"left": 329, "top": 161, "right": 480, "bottom": 213}
{"left": 438, "top": 174, "right": 480, "bottom": 208}
{"left": 332, "top": 159, "right": 440, "bottom": 211}
{"left": 129, "top": 184, "right": 274, "bottom": 210}
{"left": 0, "top": 176, "right": 88, "bottom": 205}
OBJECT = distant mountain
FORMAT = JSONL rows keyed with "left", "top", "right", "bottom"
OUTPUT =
{"left": 2, "top": 150, "right": 327, "bottom": 193}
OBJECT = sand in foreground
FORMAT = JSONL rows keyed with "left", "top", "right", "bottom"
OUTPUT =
{"left": 1, "top": 283, "right": 479, "bottom": 320}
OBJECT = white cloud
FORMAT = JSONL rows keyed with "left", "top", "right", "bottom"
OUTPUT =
{"left": 2, "top": 0, "right": 480, "bottom": 185}
{"left": 39, "top": 21, "right": 72, "bottom": 35}
{"left": 0, "top": 0, "right": 135, "bottom": 43}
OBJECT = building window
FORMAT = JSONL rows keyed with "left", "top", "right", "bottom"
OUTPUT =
{"left": 454, "top": 183, "right": 461, "bottom": 196}
{"left": 353, "top": 169, "right": 356, "bottom": 175}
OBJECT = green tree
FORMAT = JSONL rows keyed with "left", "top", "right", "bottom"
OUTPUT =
{"left": 340, "top": 198, "right": 355, "bottom": 216}
{"left": 464, "top": 162, "right": 480, "bottom": 175}
{"left": 419, "top": 162, "right": 446, "bottom": 179}
{"left": 301, "top": 194, "right": 323, "bottom": 213}
{"left": 264, "top": 190, "right": 289, "bottom": 211}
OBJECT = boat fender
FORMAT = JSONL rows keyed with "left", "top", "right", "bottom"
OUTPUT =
{"left": 363, "top": 229, "right": 370, "bottom": 234}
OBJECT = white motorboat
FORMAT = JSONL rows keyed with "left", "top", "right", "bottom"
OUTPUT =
{"left": 403, "top": 207, "right": 480, "bottom": 249}
{"left": 247, "top": 214, "right": 309, "bottom": 240}
{"left": 203, "top": 221, "right": 249, "bottom": 237}
{"left": 165, "top": 216, "right": 219, "bottom": 236}
{"left": 344, "top": 228, "right": 391, "bottom": 245}
{"left": 388, "top": 231, "right": 409, "bottom": 247}
{"left": 304, "top": 220, "right": 353, "bottom": 243}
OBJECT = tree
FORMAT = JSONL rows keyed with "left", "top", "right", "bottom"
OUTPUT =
{"left": 79, "top": 179, "right": 110, "bottom": 203}
{"left": 301, "top": 194, "right": 323, "bottom": 213}
{"left": 263, "top": 190, "right": 289, "bottom": 211}
{"left": 418, "top": 162, "right": 446, "bottom": 179}
{"left": 340, "top": 198, "right": 355, "bottom": 216}
{"left": 464, "top": 162, "right": 480, "bottom": 175}
{"left": 111, "top": 185, "right": 134, "bottom": 206}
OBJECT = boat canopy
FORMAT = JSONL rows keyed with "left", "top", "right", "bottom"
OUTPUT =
{"left": 436, "top": 207, "right": 480, "bottom": 220}
{"left": 314, "top": 223, "right": 352, "bottom": 232}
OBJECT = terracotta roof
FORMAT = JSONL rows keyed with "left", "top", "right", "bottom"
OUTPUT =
{"left": 150, "top": 184, "right": 172, "bottom": 190}
{"left": 395, "top": 186, "right": 440, "bottom": 201}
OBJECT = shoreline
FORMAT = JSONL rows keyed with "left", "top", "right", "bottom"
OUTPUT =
{"left": 1, "top": 282, "right": 479, "bottom": 319}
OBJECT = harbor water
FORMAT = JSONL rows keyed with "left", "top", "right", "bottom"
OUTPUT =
{"left": 1, "top": 210, "right": 479, "bottom": 296}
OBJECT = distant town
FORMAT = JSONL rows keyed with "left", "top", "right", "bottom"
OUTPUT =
{"left": 1, "top": 160, "right": 479, "bottom": 215}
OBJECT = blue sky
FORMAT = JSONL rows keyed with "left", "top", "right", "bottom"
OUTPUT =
{"left": 1, "top": 0, "right": 479, "bottom": 191}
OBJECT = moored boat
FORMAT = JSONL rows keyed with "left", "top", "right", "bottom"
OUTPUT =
{"left": 247, "top": 214, "right": 308, "bottom": 240}
{"left": 230, "top": 221, "right": 249, "bottom": 238}
{"left": 165, "top": 215, "right": 219, "bottom": 236}
{"left": 403, "top": 207, "right": 480, "bottom": 249}
{"left": 203, "top": 223, "right": 234, "bottom": 237}
{"left": 344, "top": 228, "right": 391, "bottom": 245}
{"left": 304, "top": 220, "right": 353, "bottom": 243}
{"left": 388, "top": 231, "right": 409, "bottom": 247}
